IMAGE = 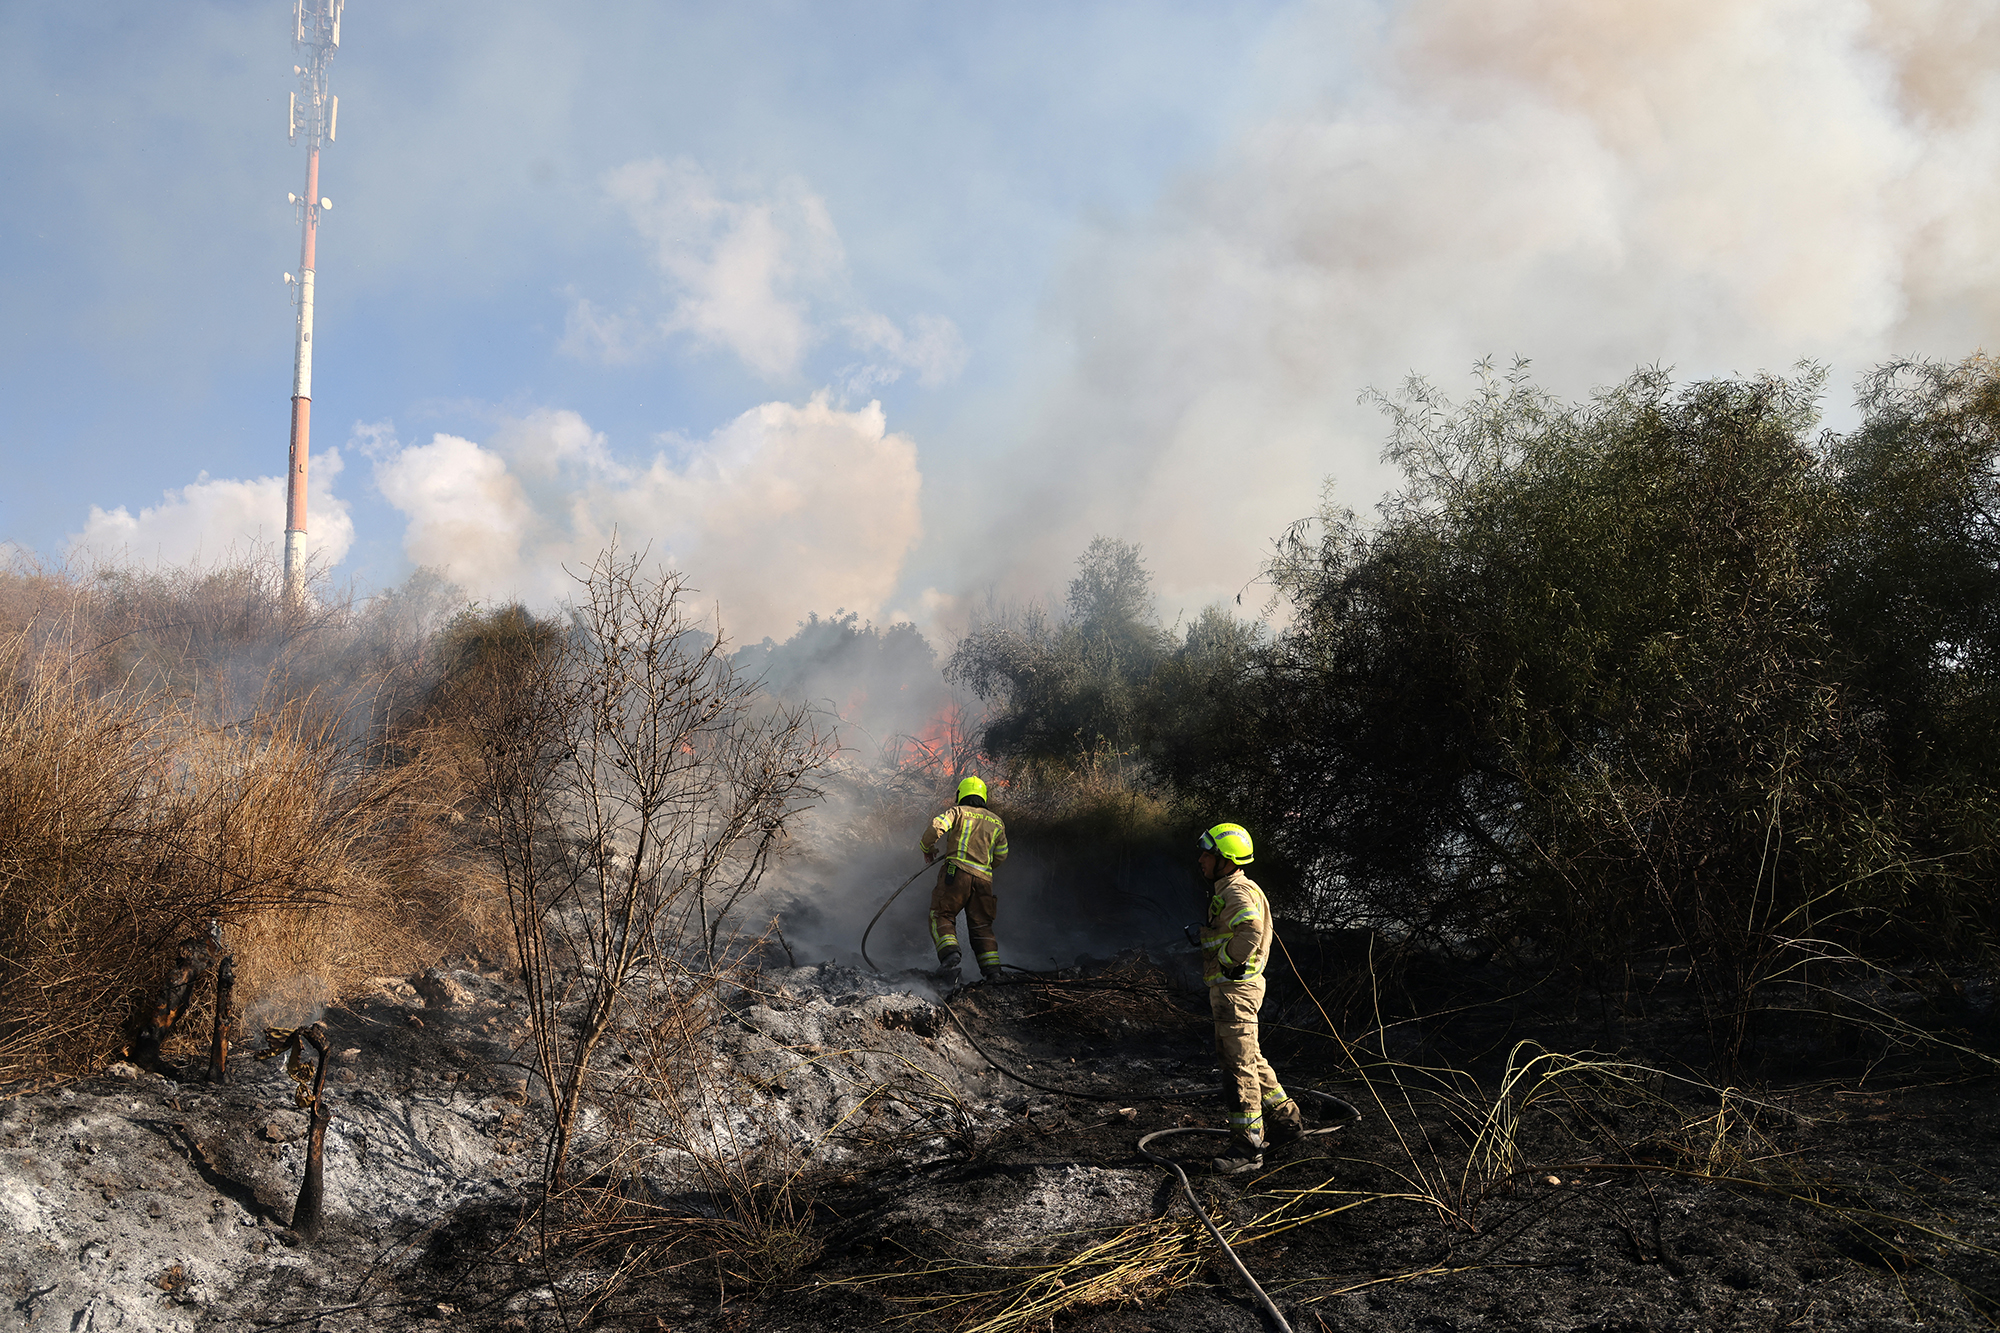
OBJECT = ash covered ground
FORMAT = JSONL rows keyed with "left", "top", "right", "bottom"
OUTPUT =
{"left": 5, "top": 944, "right": 2000, "bottom": 1332}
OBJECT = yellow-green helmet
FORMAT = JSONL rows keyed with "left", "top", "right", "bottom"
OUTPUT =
{"left": 957, "top": 775, "right": 988, "bottom": 803}
{"left": 1199, "top": 822, "right": 1254, "bottom": 864}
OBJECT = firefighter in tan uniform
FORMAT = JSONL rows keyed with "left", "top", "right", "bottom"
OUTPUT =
{"left": 1196, "top": 822, "right": 1303, "bottom": 1173}
{"left": 921, "top": 776, "right": 1010, "bottom": 982}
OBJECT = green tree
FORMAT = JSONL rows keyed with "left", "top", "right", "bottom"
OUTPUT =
{"left": 1820, "top": 357, "right": 2000, "bottom": 949}
{"left": 948, "top": 537, "right": 1173, "bottom": 773}
{"left": 1161, "top": 360, "right": 2000, "bottom": 1062}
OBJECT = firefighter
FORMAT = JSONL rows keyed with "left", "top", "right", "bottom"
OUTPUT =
{"left": 1195, "top": 822, "right": 1303, "bottom": 1173}
{"left": 921, "top": 775, "right": 1010, "bottom": 982}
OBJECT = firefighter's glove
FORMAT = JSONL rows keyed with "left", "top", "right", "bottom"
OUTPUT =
{"left": 1183, "top": 924, "right": 1202, "bottom": 948}
{"left": 1222, "top": 959, "right": 1249, "bottom": 982}
{"left": 924, "top": 851, "right": 935, "bottom": 866}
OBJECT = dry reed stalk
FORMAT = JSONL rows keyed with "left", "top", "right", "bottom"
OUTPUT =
{"left": 874, "top": 1217, "right": 1208, "bottom": 1332}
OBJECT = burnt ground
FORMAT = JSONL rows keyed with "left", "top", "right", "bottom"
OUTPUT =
{"left": 7, "top": 951, "right": 2000, "bottom": 1332}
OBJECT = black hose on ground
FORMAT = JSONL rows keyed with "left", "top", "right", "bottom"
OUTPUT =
{"left": 863, "top": 869, "right": 1360, "bottom": 1329}
{"left": 937, "top": 992, "right": 1362, "bottom": 1120}
{"left": 1137, "top": 1125, "right": 1303, "bottom": 1333}
{"left": 946, "top": 987, "right": 1352, "bottom": 1332}
{"left": 860, "top": 860, "right": 1360, "bottom": 1320}
{"left": 859, "top": 864, "right": 936, "bottom": 974}
{"left": 946, "top": 1000, "right": 1360, "bottom": 1127}
{"left": 936, "top": 976, "right": 1360, "bottom": 1328}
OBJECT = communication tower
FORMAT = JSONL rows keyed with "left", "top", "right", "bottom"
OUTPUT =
{"left": 282, "top": 0, "right": 343, "bottom": 606}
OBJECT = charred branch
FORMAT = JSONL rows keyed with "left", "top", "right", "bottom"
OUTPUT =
{"left": 130, "top": 920, "right": 234, "bottom": 1081}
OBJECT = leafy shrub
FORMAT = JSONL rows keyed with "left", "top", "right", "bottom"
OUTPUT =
{"left": 1155, "top": 359, "right": 2000, "bottom": 1062}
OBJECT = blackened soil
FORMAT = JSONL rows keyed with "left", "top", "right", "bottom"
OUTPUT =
{"left": 384, "top": 956, "right": 2000, "bottom": 1332}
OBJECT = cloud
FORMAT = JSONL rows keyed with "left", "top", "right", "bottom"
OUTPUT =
{"left": 367, "top": 398, "right": 922, "bottom": 641}
{"left": 563, "top": 157, "right": 967, "bottom": 388}
{"left": 841, "top": 312, "right": 969, "bottom": 392}
{"left": 978, "top": 0, "right": 2000, "bottom": 614}
{"left": 373, "top": 433, "right": 539, "bottom": 585}
{"left": 615, "top": 158, "right": 840, "bottom": 377}
{"left": 68, "top": 451, "right": 354, "bottom": 569}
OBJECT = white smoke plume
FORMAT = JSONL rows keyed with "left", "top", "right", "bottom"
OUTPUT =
{"left": 563, "top": 157, "right": 966, "bottom": 388}
{"left": 365, "top": 396, "right": 923, "bottom": 642}
{"left": 979, "top": 0, "right": 2000, "bottom": 614}
{"left": 67, "top": 450, "right": 355, "bottom": 569}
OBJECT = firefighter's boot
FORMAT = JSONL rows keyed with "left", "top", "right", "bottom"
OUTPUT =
{"left": 1212, "top": 1134, "right": 1264, "bottom": 1175}
{"left": 980, "top": 963, "right": 1004, "bottom": 983}
{"left": 1265, "top": 1097, "right": 1305, "bottom": 1148}
{"left": 936, "top": 948, "right": 962, "bottom": 978}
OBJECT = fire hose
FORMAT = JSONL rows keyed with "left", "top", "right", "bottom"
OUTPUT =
{"left": 1137, "top": 1124, "right": 1301, "bottom": 1333}
{"left": 862, "top": 868, "right": 1357, "bottom": 1331}
{"left": 941, "top": 997, "right": 1353, "bottom": 1333}
{"left": 859, "top": 863, "right": 937, "bottom": 974}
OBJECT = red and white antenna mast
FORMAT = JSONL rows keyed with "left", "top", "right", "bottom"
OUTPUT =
{"left": 282, "top": 0, "right": 343, "bottom": 607}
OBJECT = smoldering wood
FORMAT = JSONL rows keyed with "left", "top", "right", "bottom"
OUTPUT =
{"left": 206, "top": 955, "right": 235, "bottom": 1084}
{"left": 255, "top": 1020, "right": 334, "bottom": 1242}
{"left": 131, "top": 921, "right": 234, "bottom": 1082}
{"left": 293, "top": 1095, "right": 331, "bottom": 1243}
{"left": 287, "top": 1022, "right": 331, "bottom": 1242}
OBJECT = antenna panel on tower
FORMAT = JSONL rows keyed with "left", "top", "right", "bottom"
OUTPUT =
{"left": 328, "top": 95, "right": 338, "bottom": 142}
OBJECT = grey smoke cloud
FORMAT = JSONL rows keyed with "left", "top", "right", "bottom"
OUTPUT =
{"left": 564, "top": 158, "right": 968, "bottom": 389}
{"left": 964, "top": 0, "right": 2000, "bottom": 621}
{"left": 31, "top": 0, "right": 2000, "bottom": 650}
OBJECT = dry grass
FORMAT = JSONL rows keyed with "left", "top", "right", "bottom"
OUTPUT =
{"left": 873, "top": 1216, "right": 1209, "bottom": 1331}
{"left": 0, "top": 556, "right": 508, "bottom": 1083}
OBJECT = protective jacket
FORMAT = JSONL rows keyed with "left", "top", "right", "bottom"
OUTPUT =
{"left": 1199, "top": 868, "right": 1270, "bottom": 986}
{"left": 922, "top": 803, "right": 1009, "bottom": 878}
{"left": 1199, "top": 865, "right": 1296, "bottom": 1154}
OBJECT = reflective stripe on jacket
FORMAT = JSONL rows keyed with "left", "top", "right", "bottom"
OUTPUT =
{"left": 921, "top": 804, "right": 1009, "bottom": 877}
{"left": 1199, "top": 869, "right": 1270, "bottom": 985}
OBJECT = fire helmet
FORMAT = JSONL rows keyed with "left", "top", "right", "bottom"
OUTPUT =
{"left": 1198, "top": 822, "right": 1254, "bottom": 864}
{"left": 957, "top": 775, "right": 988, "bottom": 803}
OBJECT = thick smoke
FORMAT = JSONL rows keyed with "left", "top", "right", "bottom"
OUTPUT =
{"left": 976, "top": 0, "right": 2000, "bottom": 613}
{"left": 725, "top": 612, "right": 1192, "bottom": 976}
{"left": 50, "top": 2, "right": 2000, "bottom": 641}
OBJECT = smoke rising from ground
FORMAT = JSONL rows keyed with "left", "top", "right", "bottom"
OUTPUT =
{"left": 723, "top": 611, "right": 1193, "bottom": 974}
{"left": 757, "top": 789, "right": 1193, "bottom": 980}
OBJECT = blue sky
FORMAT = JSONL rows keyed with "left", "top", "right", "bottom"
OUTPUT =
{"left": 7, "top": 1, "right": 2000, "bottom": 641}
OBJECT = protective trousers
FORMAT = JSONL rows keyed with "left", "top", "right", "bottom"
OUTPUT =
{"left": 929, "top": 865, "right": 999, "bottom": 969}
{"left": 1211, "top": 978, "right": 1298, "bottom": 1150}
